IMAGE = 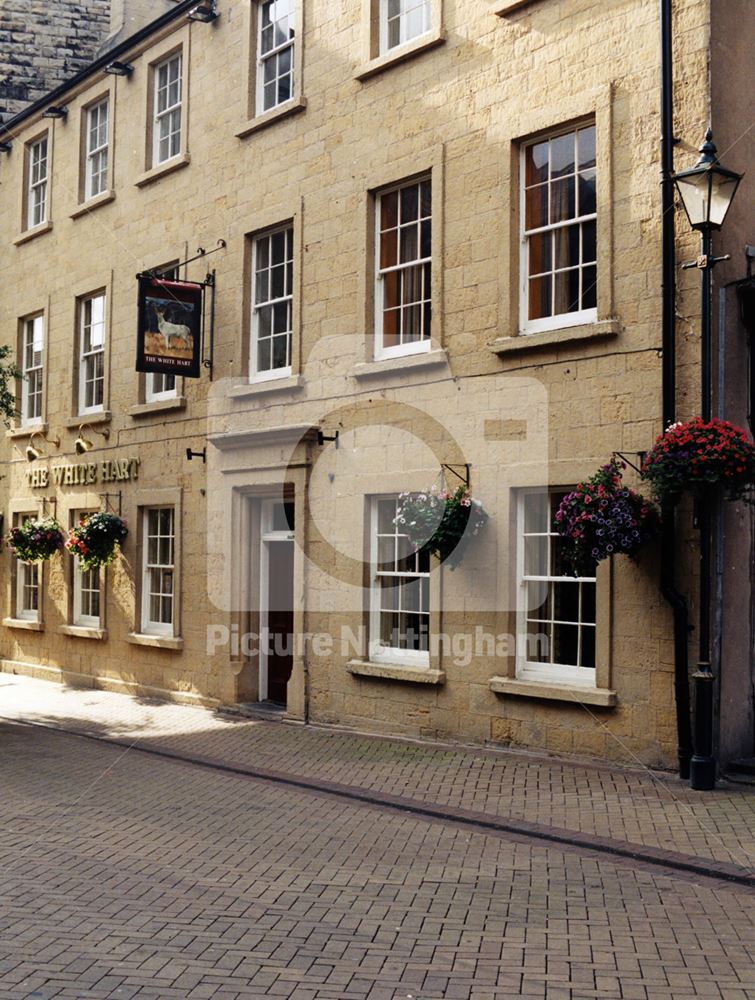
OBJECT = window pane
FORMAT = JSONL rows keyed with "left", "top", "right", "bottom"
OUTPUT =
{"left": 550, "top": 176, "right": 575, "bottom": 224}
{"left": 582, "top": 265, "right": 597, "bottom": 310}
{"left": 381, "top": 190, "right": 398, "bottom": 231}
{"left": 528, "top": 275, "right": 551, "bottom": 320}
{"left": 525, "top": 140, "right": 549, "bottom": 186}
{"left": 582, "top": 220, "right": 597, "bottom": 264}
{"left": 524, "top": 492, "right": 549, "bottom": 534}
{"left": 550, "top": 131, "right": 575, "bottom": 179}
{"left": 400, "top": 183, "right": 419, "bottom": 223}
{"left": 578, "top": 126, "right": 596, "bottom": 170}
{"left": 578, "top": 169, "right": 597, "bottom": 216}
{"left": 554, "top": 225, "right": 580, "bottom": 271}
{"left": 380, "top": 227, "right": 398, "bottom": 268}
{"left": 528, "top": 232, "right": 551, "bottom": 276}
{"left": 525, "top": 183, "right": 548, "bottom": 230}
{"left": 399, "top": 225, "right": 418, "bottom": 263}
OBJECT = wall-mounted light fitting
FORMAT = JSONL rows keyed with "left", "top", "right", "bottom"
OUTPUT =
{"left": 0, "top": 140, "right": 11, "bottom": 153}
{"left": 74, "top": 424, "right": 110, "bottom": 455}
{"left": 187, "top": 1, "right": 218, "bottom": 22}
{"left": 26, "top": 431, "right": 60, "bottom": 462}
{"left": 104, "top": 61, "right": 134, "bottom": 77}
{"left": 42, "top": 106, "right": 68, "bottom": 119}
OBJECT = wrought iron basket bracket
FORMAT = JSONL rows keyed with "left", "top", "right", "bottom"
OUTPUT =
{"left": 98, "top": 491, "right": 123, "bottom": 516}
{"left": 37, "top": 496, "right": 57, "bottom": 517}
{"left": 612, "top": 451, "right": 647, "bottom": 475}
{"left": 441, "top": 463, "right": 471, "bottom": 488}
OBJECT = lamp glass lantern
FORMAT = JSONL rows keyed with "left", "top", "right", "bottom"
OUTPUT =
{"left": 672, "top": 129, "right": 742, "bottom": 232}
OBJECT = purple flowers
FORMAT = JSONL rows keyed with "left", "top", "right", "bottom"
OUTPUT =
{"left": 554, "top": 459, "right": 660, "bottom": 576}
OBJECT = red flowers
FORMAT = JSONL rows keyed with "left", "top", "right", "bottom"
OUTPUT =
{"left": 641, "top": 418, "right": 755, "bottom": 504}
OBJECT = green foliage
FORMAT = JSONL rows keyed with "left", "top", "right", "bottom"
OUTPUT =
{"left": 7, "top": 518, "right": 65, "bottom": 563}
{"left": 66, "top": 512, "right": 129, "bottom": 571}
{"left": 395, "top": 485, "right": 488, "bottom": 570}
{"left": 0, "top": 344, "right": 20, "bottom": 425}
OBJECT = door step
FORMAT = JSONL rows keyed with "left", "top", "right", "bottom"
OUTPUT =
{"left": 220, "top": 700, "right": 286, "bottom": 722}
{"left": 723, "top": 757, "right": 755, "bottom": 785}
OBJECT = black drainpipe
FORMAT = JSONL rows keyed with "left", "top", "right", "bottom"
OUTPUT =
{"left": 660, "top": 0, "right": 692, "bottom": 779}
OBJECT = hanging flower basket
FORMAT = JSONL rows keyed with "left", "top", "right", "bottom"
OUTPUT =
{"left": 395, "top": 485, "right": 488, "bottom": 570}
{"left": 66, "top": 512, "right": 129, "bottom": 571}
{"left": 640, "top": 417, "right": 755, "bottom": 505}
{"left": 6, "top": 517, "right": 65, "bottom": 563}
{"left": 554, "top": 459, "right": 660, "bottom": 576}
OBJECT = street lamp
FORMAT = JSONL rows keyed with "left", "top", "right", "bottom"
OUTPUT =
{"left": 672, "top": 129, "right": 742, "bottom": 791}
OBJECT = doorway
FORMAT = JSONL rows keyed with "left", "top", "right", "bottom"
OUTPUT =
{"left": 259, "top": 499, "right": 295, "bottom": 705}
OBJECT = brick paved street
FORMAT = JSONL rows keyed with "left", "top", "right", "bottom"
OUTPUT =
{"left": 1, "top": 675, "right": 754, "bottom": 998}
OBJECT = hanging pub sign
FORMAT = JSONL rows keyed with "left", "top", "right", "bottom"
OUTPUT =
{"left": 136, "top": 275, "right": 203, "bottom": 378}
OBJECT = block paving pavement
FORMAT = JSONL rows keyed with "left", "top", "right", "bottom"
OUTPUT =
{"left": 0, "top": 674, "right": 754, "bottom": 999}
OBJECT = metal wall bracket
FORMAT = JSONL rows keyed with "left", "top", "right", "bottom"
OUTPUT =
{"left": 37, "top": 496, "right": 57, "bottom": 517}
{"left": 612, "top": 451, "right": 647, "bottom": 475}
{"left": 442, "top": 463, "right": 470, "bottom": 488}
{"left": 317, "top": 430, "right": 339, "bottom": 448}
{"left": 186, "top": 447, "right": 207, "bottom": 464}
{"left": 98, "top": 491, "right": 123, "bottom": 516}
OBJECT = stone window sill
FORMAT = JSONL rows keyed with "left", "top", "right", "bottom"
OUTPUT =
{"left": 13, "top": 221, "right": 53, "bottom": 247}
{"left": 3, "top": 618, "right": 43, "bottom": 632}
{"left": 351, "top": 349, "right": 449, "bottom": 380}
{"left": 6, "top": 422, "right": 48, "bottom": 440}
{"left": 57, "top": 625, "right": 108, "bottom": 641}
{"left": 70, "top": 190, "right": 115, "bottom": 219}
{"left": 63, "top": 411, "right": 112, "bottom": 429}
{"left": 347, "top": 659, "right": 445, "bottom": 685}
{"left": 355, "top": 30, "right": 446, "bottom": 82}
{"left": 127, "top": 632, "right": 183, "bottom": 651}
{"left": 235, "top": 96, "right": 307, "bottom": 139}
{"left": 229, "top": 376, "right": 304, "bottom": 401}
{"left": 489, "top": 676, "right": 617, "bottom": 707}
{"left": 128, "top": 397, "right": 187, "bottom": 418}
{"left": 135, "top": 153, "right": 191, "bottom": 188}
{"left": 489, "top": 319, "right": 621, "bottom": 357}
{"left": 491, "top": 0, "right": 539, "bottom": 15}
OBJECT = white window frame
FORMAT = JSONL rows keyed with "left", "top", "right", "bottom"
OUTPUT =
{"left": 256, "top": 0, "right": 295, "bottom": 115}
{"left": 379, "top": 0, "right": 432, "bottom": 54}
{"left": 85, "top": 98, "right": 109, "bottom": 200}
{"left": 15, "top": 515, "right": 40, "bottom": 623}
{"left": 520, "top": 123, "right": 597, "bottom": 335}
{"left": 368, "top": 496, "right": 430, "bottom": 667}
{"left": 375, "top": 177, "right": 432, "bottom": 361}
{"left": 78, "top": 293, "right": 106, "bottom": 415}
{"left": 21, "top": 315, "right": 44, "bottom": 426}
{"left": 250, "top": 225, "right": 294, "bottom": 382}
{"left": 516, "top": 489, "right": 597, "bottom": 687}
{"left": 141, "top": 507, "right": 175, "bottom": 636}
{"left": 152, "top": 52, "right": 182, "bottom": 166}
{"left": 27, "top": 136, "right": 48, "bottom": 229}
{"left": 146, "top": 372, "right": 178, "bottom": 402}
{"left": 72, "top": 513, "right": 102, "bottom": 628}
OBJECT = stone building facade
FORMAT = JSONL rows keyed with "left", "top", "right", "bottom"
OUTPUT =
{"left": 0, "top": 0, "right": 752, "bottom": 770}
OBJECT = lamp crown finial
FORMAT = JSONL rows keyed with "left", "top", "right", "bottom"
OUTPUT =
{"left": 696, "top": 128, "right": 718, "bottom": 167}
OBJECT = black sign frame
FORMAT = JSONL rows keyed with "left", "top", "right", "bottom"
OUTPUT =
{"left": 136, "top": 275, "right": 204, "bottom": 379}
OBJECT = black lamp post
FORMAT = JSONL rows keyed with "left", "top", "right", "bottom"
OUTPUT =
{"left": 671, "top": 129, "right": 742, "bottom": 790}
